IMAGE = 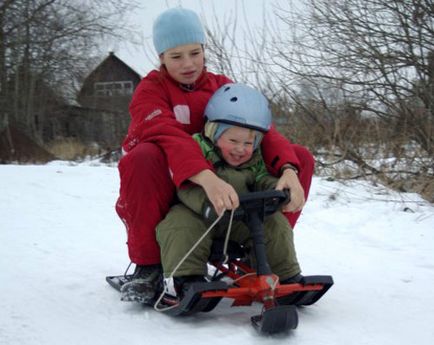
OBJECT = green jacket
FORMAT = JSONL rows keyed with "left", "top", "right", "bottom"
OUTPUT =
{"left": 177, "top": 133, "right": 278, "bottom": 214}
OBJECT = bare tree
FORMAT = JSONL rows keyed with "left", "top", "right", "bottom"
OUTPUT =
{"left": 277, "top": 0, "right": 433, "bottom": 196}
{"left": 203, "top": 0, "right": 434, "bottom": 200}
{"left": 0, "top": 0, "right": 139, "bottom": 144}
{"left": 268, "top": 0, "right": 433, "bottom": 149}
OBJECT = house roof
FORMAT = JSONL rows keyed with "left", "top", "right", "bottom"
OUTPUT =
{"left": 83, "top": 52, "right": 142, "bottom": 84}
{"left": 77, "top": 52, "right": 143, "bottom": 106}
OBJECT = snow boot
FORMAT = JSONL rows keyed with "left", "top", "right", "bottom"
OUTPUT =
{"left": 280, "top": 273, "right": 304, "bottom": 284}
{"left": 120, "top": 264, "right": 163, "bottom": 303}
{"left": 173, "top": 275, "right": 207, "bottom": 299}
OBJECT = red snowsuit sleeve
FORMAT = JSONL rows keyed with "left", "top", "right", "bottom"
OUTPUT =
{"left": 261, "top": 125, "right": 300, "bottom": 176}
{"left": 122, "top": 75, "right": 222, "bottom": 187}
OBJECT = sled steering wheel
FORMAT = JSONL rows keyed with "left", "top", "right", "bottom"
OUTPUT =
{"left": 203, "top": 189, "right": 290, "bottom": 224}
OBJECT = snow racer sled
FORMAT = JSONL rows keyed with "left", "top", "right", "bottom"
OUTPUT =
{"left": 107, "top": 189, "right": 333, "bottom": 334}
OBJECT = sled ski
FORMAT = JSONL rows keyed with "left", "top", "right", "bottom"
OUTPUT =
{"left": 160, "top": 281, "right": 228, "bottom": 316}
{"left": 106, "top": 274, "right": 131, "bottom": 292}
{"left": 276, "top": 275, "right": 334, "bottom": 306}
{"left": 107, "top": 190, "right": 333, "bottom": 334}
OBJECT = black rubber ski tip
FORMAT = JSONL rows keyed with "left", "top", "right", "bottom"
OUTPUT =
{"left": 251, "top": 305, "right": 298, "bottom": 334}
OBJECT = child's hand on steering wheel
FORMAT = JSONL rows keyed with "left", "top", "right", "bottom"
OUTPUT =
{"left": 190, "top": 169, "right": 239, "bottom": 215}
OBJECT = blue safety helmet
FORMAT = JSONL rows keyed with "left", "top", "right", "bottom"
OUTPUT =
{"left": 204, "top": 83, "right": 272, "bottom": 133}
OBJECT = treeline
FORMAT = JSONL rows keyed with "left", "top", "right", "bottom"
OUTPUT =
{"left": 0, "top": 0, "right": 432, "bottom": 200}
{"left": 205, "top": 0, "right": 434, "bottom": 201}
{"left": 0, "top": 0, "right": 137, "bottom": 149}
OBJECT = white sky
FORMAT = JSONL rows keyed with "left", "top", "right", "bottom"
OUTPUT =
{"left": 109, "top": 0, "right": 301, "bottom": 76}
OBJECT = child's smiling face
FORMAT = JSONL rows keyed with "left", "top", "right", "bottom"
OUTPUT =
{"left": 215, "top": 126, "right": 257, "bottom": 167}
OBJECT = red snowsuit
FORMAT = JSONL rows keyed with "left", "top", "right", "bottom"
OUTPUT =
{"left": 116, "top": 67, "right": 314, "bottom": 265}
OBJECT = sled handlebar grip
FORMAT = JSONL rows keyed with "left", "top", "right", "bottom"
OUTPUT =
{"left": 202, "top": 189, "right": 290, "bottom": 224}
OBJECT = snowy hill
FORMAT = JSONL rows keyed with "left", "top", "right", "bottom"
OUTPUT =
{"left": 1, "top": 161, "right": 433, "bottom": 345}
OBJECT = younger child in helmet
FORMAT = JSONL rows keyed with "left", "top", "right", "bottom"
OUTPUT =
{"left": 156, "top": 83, "right": 303, "bottom": 296}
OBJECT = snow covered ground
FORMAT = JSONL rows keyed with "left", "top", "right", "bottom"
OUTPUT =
{"left": 0, "top": 161, "right": 433, "bottom": 345}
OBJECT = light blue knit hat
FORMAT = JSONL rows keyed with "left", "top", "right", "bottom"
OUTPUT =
{"left": 152, "top": 8, "right": 206, "bottom": 55}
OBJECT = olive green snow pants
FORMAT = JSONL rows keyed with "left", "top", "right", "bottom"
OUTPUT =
{"left": 156, "top": 204, "right": 301, "bottom": 280}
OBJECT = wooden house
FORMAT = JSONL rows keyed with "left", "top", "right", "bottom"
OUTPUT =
{"left": 77, "top": 52, "right": 141, "bottom": 112}
{"left": 61, "top": 52, "right": 143, "bottom": 149}
{"left": 1, "top": 52, "right": 143, "bottom": 162}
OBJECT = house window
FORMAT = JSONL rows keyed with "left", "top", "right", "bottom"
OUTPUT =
{"left": 94, "top": 81, "right": 134, "bottom": 96}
